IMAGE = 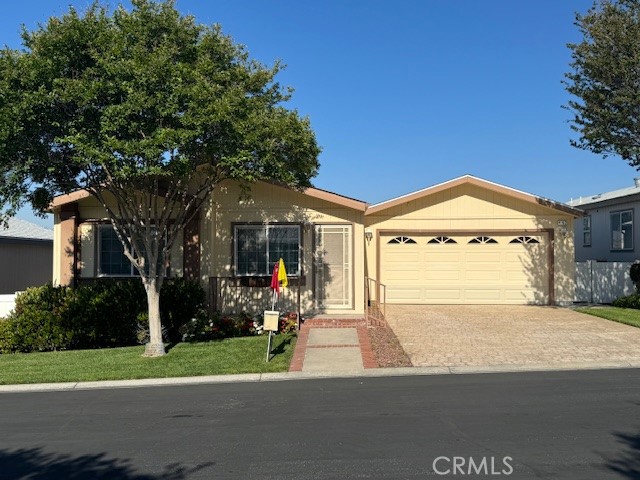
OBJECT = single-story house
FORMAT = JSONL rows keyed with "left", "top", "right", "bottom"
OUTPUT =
{"left": 568, "top": 178, "right": 640, "bottom": 262}
{"left": 0, "top": 217, "right": 53, "bottom": 295}
{"left": 50, "top": 175, "right": 582, "bottom": 316}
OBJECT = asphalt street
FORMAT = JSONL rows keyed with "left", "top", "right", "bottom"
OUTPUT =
{"left": 0, "top": 369, "right": 639, "bottom": 479}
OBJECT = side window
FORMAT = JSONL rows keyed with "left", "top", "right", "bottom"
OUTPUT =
{"left": 583, "top": 216, "right": 591, "bottom": 247}
{"left": 611, "top": 210, "right": 633, "bottom": 251}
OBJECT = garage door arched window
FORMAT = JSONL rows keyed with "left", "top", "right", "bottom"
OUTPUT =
{"left": 427, "top": 236, "right": 457, "bottom": 244}
{"left": 468, "top": 236, "right": 498, "bottom": 244}
{"left": 387, "top": 236, "right": 417, "bottom": 244}
{"left": 509, "top": 236, "right": 540, "bottom": 244}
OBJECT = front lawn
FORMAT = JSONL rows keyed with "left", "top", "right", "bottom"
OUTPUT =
{"left": 0, "top": 334, "right": 295, "bottom": 385}
{"left": 575, "top": 306, "right": 640, "bottom": 329}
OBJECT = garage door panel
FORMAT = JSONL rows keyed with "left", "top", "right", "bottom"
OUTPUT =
{"left": 384, "top": 270, "right": 420, "bottom": 281}
{"left": 424, "top": 261, "right": 461, "bottom": 271}
{"left": 465, "top": 270, "right": 501, "bottom": 281}
{"left": 466, "top": 252, "right": 501, "bottom": 262}
{"left": 423, "top": 289, "right": 463, "bottom": 300}
{"left": 384, "top": 252, "right": 419, "bottom": 262}
{"left": 464, "top": 288, "right": 502, "bottom": 300}
{"left": 387, "top": 288, "right": 422, "bottom": 301}
{"left": 424, "top": 270, "right": 460, "bottom": 280}
{"left": 381, "top": 233, "right": 549, "bottom": 305}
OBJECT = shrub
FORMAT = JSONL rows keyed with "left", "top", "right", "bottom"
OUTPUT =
{"left": 1, "top": 278, "right": 206, "bottom": 353}
{"left": 0, "top": 318, "right": 15, "bottom": 354}
{"left": 160, "top": 278, "right": 206, "bottom": 342}
{"left": 279, "top": 314, "right": 298, "bottom": 334}
{"left": 612, "top": 293, "right": 640, "bottom": 309}
{"left": 630, "top": 263, "right": 640, "bottom": 291}
{"left": 3, "top": 281, "right": 144, "bottom": 352}
{"left": 179, "top": 311, "right": 262, "bottom": 342}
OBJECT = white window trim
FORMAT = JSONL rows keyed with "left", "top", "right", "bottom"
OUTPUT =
{"left": 234, "top": 224, "right": 301, "bottom": 276}
{"left": 610, "top": 209, "right": 634, "bottom": 251}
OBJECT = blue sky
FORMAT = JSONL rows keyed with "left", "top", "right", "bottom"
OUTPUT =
{"left": 3, "top": 0, "right": 634, "bottom": 228}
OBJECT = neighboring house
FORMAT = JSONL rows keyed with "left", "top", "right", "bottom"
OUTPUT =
{"left": 0, "top": 217, "right": 53, "bottom": 294}
{"left": 50, "top": 175, "right": 581, "bottom": 316}
{"left": 568, "top": 178, "right": 640, "bottom": 262}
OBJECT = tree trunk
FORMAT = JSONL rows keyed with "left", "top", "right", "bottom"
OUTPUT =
{"left": 143, "top": 280, "right": 166, "bottom": 357}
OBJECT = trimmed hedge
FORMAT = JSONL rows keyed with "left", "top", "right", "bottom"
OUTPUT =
{"left": 0, "top": 278, "right": 206, "bottom": 353}
{"left": 612, "top": 293, "right": 640, "bottom": 309}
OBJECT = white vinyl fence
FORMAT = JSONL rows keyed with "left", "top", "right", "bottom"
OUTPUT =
{"left": 575, "top": 261, "right": 635, "bottom": 304}
{"left": 0, "top": 293, "right": 18, "bottom": 318}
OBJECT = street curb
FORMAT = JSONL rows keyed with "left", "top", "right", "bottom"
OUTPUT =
{"left": 1, "top": 361, "right": 639, "bottom": 394}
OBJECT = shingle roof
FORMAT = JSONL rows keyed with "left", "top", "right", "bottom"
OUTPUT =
{"left": 0, "top": 217, "right": 53, "bottom": 241}
{"left": 567, "top": 182, "right": 640, "bottom": 207}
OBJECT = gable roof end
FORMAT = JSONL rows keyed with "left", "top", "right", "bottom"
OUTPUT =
{"left": 365, "top": 174, "right": 584, "bottom": 217}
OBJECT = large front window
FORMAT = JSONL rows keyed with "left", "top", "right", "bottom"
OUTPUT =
{"left": 611, "top": 210, "right": 633, "bottom": 251}
{"left": 98, "top": 225, "right": 135, "bottom": 276}
{"left": 234, "top": 225, "right": 300, "bottom": 276}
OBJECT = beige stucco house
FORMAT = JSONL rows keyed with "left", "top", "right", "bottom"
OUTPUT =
{"left": 51, "top": 175, "right": 582, "bottom": 316}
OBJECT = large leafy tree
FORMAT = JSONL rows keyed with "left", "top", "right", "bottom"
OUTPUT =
{"left": 565, "top": 0, "right": 640, "bottom": 165}
{"left": 0, "top": 0, "right": 320, "bottom": 356}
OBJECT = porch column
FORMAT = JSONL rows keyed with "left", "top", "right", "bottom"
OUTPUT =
{"left": 183, "top": 210, "right": 201, "bottom": 280}
{"left": 58, "top": 204, "right": 79, "bottom": 287}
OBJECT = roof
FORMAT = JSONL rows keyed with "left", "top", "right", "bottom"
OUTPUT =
{"left": 365, "top": 174, "right": 584, "bottom": 217}
{"left": 0, "top": 217, "right": 53, "bottom": 241}
{"left": 49, "top": 175, "right": 581, "bottom": 217}
{"left": 50, "top": 182, "right": 370, "bottom": 212}
{"left": 567, "top": 183, "right": 640, "bottom": 208}
{"left": 302, "top": 186, "right": 368, "bottom": 211}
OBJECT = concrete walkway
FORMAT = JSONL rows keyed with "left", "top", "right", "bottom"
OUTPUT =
{"left": 288, "top": 318, "right": 376, "bottom": 373}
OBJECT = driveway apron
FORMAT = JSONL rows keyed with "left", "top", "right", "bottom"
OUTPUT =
{"left": 385, "top": 305, "right": 640, "bottom": 368}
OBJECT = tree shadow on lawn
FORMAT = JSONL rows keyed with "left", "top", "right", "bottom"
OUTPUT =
{"left": 0, "top": 447, "right": 214, "bottom": 480}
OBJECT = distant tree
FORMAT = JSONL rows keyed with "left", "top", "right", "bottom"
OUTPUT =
{"left": 564, "top": 0, "right": 640, "bottom": 166}
{"left": 0, "top": 0, "right": 320, "bottom": 356}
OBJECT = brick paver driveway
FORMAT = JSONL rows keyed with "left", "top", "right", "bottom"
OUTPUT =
{"left": 386, "top": 305, "right": 640, "bottom": 368}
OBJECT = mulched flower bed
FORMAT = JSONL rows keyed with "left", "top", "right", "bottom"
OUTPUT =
{"left": 367, "top": 324, "right": 412, "bottom": 368}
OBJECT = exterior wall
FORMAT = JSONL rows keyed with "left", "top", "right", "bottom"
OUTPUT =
{"left": 53, "top": 194, "right": 184, "bottom": 283}
{"left": 0, "top": 239, "right": 53, "bottom": 294}
{"left": 202, "top": 181, "right": 366, "bottom": 315}
{"left": 75, "top": 222, "right": 184, "bottom": 278}
{"left": 573, "top": 197, "right": 640, "bottom": 263}
{"left": 365, "top": 183, "right": 576, "bottom": 305}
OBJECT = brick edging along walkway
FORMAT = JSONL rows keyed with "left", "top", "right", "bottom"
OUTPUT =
{"left": 288, "top": 319, "right": 377, "bottom": 372}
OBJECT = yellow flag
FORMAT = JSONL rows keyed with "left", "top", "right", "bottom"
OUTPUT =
{"left": 278, "top": 258, "right": 288, "bottom": 289}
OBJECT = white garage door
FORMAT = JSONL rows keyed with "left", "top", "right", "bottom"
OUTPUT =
{"left": 380, "top": 233, "right": 549, "bottom": 305}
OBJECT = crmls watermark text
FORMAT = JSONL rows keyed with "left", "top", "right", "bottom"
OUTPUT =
{"left": 432, "top": 456, "right": 514, "bottom": 476}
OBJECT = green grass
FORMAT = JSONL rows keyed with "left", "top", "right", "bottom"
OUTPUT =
{"left": 0, "top": 334, "right": 296, "bottom": 385}
{"left": 575, "top": 306, "right": 640, "bottom": 329}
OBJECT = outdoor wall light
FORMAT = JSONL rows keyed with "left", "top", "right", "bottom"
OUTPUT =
{"left": 365, "top": 229, "right": 373, "bottom": 243}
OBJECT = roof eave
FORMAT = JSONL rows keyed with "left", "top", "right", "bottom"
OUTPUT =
{"left": 365, "top": 175, "right": 584, "bottom": 217}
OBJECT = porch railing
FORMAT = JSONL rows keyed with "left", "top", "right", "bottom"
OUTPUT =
{"left": 208, "top": 276, "right": 302, "bottom": 317}
{"left": 365, "top": 277, "right": 386, "bottom": 327}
